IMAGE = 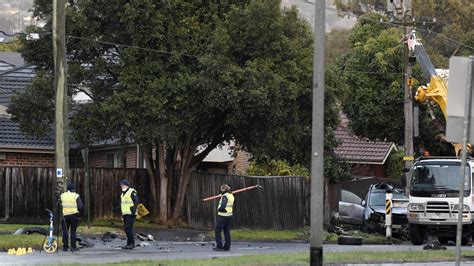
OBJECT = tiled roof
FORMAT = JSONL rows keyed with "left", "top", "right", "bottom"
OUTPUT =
{"left": 0, "top": 52, "right": 25, "bottom": 69}
{"left": 0, "top": 65, "right": 34, "bottom": 107}
{"left": 0, "top": 116, "right": 54, "bottom": 150}
{"left": 335, "top": 114, "right": 396, "bottom": 164}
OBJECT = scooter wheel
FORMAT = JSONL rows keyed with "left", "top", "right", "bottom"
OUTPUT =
{"left": 43, "top": 240, "right": 57, "bottom": 253}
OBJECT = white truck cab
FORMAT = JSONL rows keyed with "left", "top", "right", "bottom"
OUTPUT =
{"left": 407, "top": 157, "right": 474, "bottom": 245}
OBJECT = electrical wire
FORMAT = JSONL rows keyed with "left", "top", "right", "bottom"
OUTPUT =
{"left": 67, "top": 35, "right": 200, "bottom": 59}
{"left": 340, "top": 70, "right": 404, "bottom": 76}
{"left": 418, "top": 29, "right": 474, "bottom": 50}
{"left": 323, "top": 4, "right": 474, "bottom": 51}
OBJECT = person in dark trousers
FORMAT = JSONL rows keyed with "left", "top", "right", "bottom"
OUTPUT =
{"left": 60, "top": 182, "right": 83, "bottom": 252}
{"left": 119, "top": 179, "right": 139, "bottom": 249}
{"left": 213, "top": 184, "right": 234, "bottom": 251}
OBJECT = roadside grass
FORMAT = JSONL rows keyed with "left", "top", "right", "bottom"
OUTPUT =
{"left": 92, "top": 219, "right": 167, "bottom": 229}
{"left": 60, "top": 250, "right": 474, "bottom": 265}
{"left": 229, "top": 229, "right": 308, "bottom": 241}
{"left": 0, "top": 224, "right": 47, "bottom": 234}
{"left": 324, "top": 231, "right": 401, "bottom": 244}
{"left": 0, "top": 223, "right": 120, "bottom": 236}
{"left": 0, "top": 235, "right": 51, "bottom": 251}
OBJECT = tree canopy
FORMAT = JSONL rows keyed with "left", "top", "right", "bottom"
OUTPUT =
{"left": 335, "top": 10, "right": 463, "bottom": 155}
{"left": 9, "top": 0, "right": 348, "bottom": 220}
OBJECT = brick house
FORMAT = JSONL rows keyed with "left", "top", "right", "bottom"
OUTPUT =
{"left": 335, "top": 113, "right": 397, "bottom": 178}
{"left": 0, "top": 53, "right": 55, "bottom": 167}
{"left": 0, "top": 52, "right": 251, "bottom": 172}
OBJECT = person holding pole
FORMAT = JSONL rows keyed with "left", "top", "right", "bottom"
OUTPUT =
{"left": 60, "top": 182, "right": 83, "bottom": 252}
{"left": 118, "top": 179, "right": 139, "bottom": 249}
{"left": 213, "top": 184, "right": 234, "bottom": 251}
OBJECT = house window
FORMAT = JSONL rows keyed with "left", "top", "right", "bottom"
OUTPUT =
{"left": 107, "top": 153, "right": 123, "bottom": 168}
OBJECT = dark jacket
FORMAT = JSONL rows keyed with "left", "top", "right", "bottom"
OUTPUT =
{"left": 218, "top": 194, "right": 228, "bottom": 213}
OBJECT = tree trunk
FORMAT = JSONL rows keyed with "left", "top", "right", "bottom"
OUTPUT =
{"left": 158, "top": 144, "right": 168, "bottom": 221}
{"left": 143, "top": 145, "right": 159, "bottom": 219}
{"left": 172, "top": 147, "right": 195, "bottom": 220}
{"left": 323, "top": 178, "right": 330, "bottom": 227}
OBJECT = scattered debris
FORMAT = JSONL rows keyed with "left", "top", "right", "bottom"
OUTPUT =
{"left": 13, "top": 227, "right": 48, "bottom": 236}
{"left": 101, "top": 232, "right": 118, "bottom": 242}
{"left": 77, "top": 237, "right": 94, "bottom": 248}
{"left": 327, "top": 225, "right": 347, "bottom": 235}
{"left": 137, "top": 242, "right": 151, "bottom": 247}
{"left": 446, "top": 240, "right": 456, "bottom": 246}
{"left": 423, "top": 242, "right": 447, "bottom": 250}
{"left": 137, "top": 233, "right": 148, "bottom": 241}
{"left": 197, "top": 234, "right": 207, "bottom": 241}
{"left": 136, "top": 233, "right": 155, "bottom": 241}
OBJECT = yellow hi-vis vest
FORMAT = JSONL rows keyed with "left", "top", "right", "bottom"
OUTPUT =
{"left": 121, "top": 188, "right": 137, "bottom": 215}
{"left": 218, "top": 192, "right": 234, "bottom": 217}
{"left": 61, "top": 191, "right": 79, "bottom": 216}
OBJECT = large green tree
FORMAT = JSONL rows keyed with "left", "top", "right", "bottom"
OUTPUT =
{"left": 10, "top": 0, "right": 344, "bottom": 221}
{"left": 336, "top": 12, "right": 457, "bottom": 155}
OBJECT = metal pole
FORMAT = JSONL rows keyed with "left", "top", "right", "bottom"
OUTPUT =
{"left": 311, "top": 1, "right": 325, "bottom": 265}
{"left": 81, "top": 148, "right": 90, "bottom": 228}
{"left": 53, "top": 0, "right": 69, "bottom": 195}
{"left": 455, "top": 57, "right": 473, "bottom": 266}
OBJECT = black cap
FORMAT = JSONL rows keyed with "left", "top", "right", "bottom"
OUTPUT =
{"left": 67, "top": 182, "right": 75, "bottom": 191}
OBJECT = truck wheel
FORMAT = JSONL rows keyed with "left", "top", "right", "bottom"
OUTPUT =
{"left": 410, "top": 224, "right": 425, "bottom": 245}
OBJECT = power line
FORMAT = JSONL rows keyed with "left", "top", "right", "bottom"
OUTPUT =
{"left": 341, "top": 70, "right": 404, "bottom": 76}
{"left": 323, "top": 4, "right": 474, "bottom": 51}
{"left": 67, "top": 36, "right": 200, "bottom": 59}
{"left": 418, "top": 29, "right": 474, "bottom": 50}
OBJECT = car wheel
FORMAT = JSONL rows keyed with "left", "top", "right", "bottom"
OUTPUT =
{"left": 409, "top": 224, "right": 425, "bottom": 245}
{"left": 337, "top": 236, "right": 363, "bottom": 245}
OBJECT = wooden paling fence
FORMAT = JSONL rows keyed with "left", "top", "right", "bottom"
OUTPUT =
{"left": 187, "top": 172, "right": 309, "bottom": 229}
{"left": 0, "top": 167, "right": 309, "bottom": 229}
{"left": 0, "top": 167, "right": 150, "bottom": 223}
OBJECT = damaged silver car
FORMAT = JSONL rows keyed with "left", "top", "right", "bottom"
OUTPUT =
{"left": 338, "top": 183, "right": 409, "bottom": 238}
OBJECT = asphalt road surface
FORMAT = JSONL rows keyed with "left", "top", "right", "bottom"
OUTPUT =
{"left": 3, "top": 239, "right": 474, "bottom": 265}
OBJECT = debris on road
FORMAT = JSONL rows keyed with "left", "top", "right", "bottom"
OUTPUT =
{"left": 136, "top": 233, "right": 155, "bottom": 241}
{"left": 137, "top": 242, "right": 151, "bottom": 247}
{"left": 101, "top": 232, "right": 118, "bottom": 242}
{"left": 77, "top": 237, "right": 94, "bottom": 248}
{"left": 423, "top": 242, "right": 447, "bottom": 250}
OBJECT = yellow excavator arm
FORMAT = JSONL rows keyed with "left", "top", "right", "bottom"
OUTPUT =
{"left": 414, "top": 75, "right": 448, "bottom": 118}
{"left": 409, "top": 31, "right": 470, "bottom": 156}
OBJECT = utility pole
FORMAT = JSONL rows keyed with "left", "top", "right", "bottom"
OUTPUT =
{"left": 53, "top": 0, "right": 69, "bottom": 197}
{"left": 387, "top": 0, "right": 414, "bottom": 193}
{"left": 311, "top": 0, "right": 325, "bottom": 265}
{"left": 403, "top": 0, "right": 414, "bottom": 195}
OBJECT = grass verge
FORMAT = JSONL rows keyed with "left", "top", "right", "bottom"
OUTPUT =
{"left": 60, "top": 250, "right": 474, "bottom": 265}
{"left": 0, "top": 235, "right": 48, "bottom": 251}
{"left": 230, "top": 229, "right": 307, "bottom": 241}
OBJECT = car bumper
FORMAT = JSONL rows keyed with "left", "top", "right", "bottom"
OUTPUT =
{"left": 408, "top": 212, "right": 471, "bottom": 225}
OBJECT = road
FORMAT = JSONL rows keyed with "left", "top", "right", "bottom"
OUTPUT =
{"left": 2, "top": 239, "right": 474, "bottom": 265}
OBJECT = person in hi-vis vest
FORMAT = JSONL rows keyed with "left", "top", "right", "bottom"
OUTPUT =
{"left": 213, "top": 184, "right": 234, "bottom": 251}
{"left": 118, "top": 179, "right": 139, "bottom": 249}
{"left": 60, "top": 182, "right": 83, "bottom": 252}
